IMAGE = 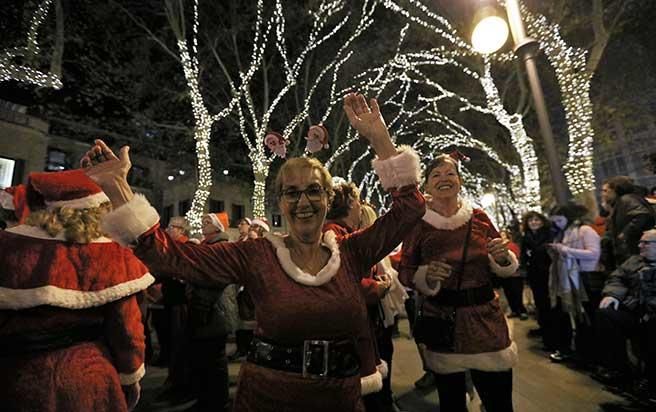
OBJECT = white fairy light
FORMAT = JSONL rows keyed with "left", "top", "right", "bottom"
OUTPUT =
{"left": 0, "top": 0, "right": 63, "bottom": 89}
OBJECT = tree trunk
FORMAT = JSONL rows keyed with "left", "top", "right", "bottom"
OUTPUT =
{"left": 252, "top": 167, "right": 269, "bottom": 219}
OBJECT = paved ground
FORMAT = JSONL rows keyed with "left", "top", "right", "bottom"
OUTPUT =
{"left": 135, "top": 309, "right": 648, "bottom": 411}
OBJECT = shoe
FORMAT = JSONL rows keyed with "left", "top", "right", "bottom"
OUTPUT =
{"left": 228, "top": 351, "right": 247, "bottom": 362}
{"left": 507, "top": 312, "right": 519, "bottom": 319}
{"left": 414, "top": 372, "right": 435, "bottom": 390}
{"left": 519, "top": 313, "right": 529, "bottom": 320}
{"left": 592, "top": 367, "right": 625, "bottom": 385}
{"left": 549, "top": 350, "right": 570, "bottom": 363}
{"left": 154, "top": 387, "right": 196, "bottom": 406}
{"left": 527, "top": 328, "right": 542, "bottom": 337}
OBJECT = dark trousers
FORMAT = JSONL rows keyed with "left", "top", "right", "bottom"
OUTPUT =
{"left": 500, "top": 277, "right": 527, "bottom": 315}
{"left": 378, "top": 324, "right": 395, "bottom": 405}
{"left": 527, "top": 270, "right": 550, "bottom": 330}
{"left": 434, "top": 369, "right": 514, "bottom": 412}
{"left": 189, "top": 336, "right": 230, "bottom": 412}
{"left": 595, "top": 307, "right": 656, "bottom": 392}
{"left": 167, "top": 304, "right": 191, "bottom": 388}
{"left": 236, "top": 329, "right": 254, "bottom": 355}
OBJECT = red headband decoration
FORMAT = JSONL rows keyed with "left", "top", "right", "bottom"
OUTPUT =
{"left": 264, "top": 131, "right": 288, "bottom": 159}
{"left": 305, "top": 124, "right": 330, "bottom": 154}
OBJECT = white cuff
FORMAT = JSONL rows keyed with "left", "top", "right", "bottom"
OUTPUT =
{"left": 360, "top": 369, "right": 383, "bottom": 395}
{"left": 101, "top": 194, "right": 159, "bottom": 247}
{"left": 372, "top": 145, "right": 421, "bottom": 190}
{"left": 489, "top": 251, "right": 519, "bottom": 278}
{"left": 119, "top": 364, "right": 145, "bottom": 385}
{"left": 413, "top": 265, "right": 441, "bottom": 296}
{"left": 376, "top": 360, "right": 389, "bottom": 378}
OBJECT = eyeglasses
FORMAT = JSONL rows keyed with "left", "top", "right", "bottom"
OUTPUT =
{"left": 639, "top": 240, "right": 656, "bottom": 244}
{"left": 280, "top": 184, "right": 326, "bottom": 203}
{"left": 167, "top": 225, "right": 184, "bottom": 231}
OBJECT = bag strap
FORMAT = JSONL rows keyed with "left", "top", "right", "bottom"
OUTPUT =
{"left": 454, "top": 218, "right": 474, "bottom": 292}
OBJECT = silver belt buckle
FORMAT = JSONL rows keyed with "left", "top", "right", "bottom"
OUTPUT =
{"left": 302, "top": 340, "right": 330, "bottom": 378}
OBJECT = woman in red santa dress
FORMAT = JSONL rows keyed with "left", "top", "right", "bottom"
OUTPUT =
{"left": 399, "top": 153, "right": 519, "bottom": 412}
{"left": 82, "top": 93, "right": 425, "bottom": 412}
{"left": 0, "top": 170, "right": 154, "bottom": 412}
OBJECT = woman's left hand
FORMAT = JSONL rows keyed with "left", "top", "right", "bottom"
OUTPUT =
{"left": 488, "top": 238, "right": 510, "bottom": 265}
{"left": 343, "top": 92, "right": 396, "bottom": 160}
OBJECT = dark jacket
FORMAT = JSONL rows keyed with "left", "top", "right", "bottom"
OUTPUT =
{"left": 602, "top": 255, "right": 656, "bottom": 316}
{"left": 187, "top": 233, "right": 230, "bottom": 339}
{"left": 520, "top": 227, "right": 553, "bottom": 277}
{"left": 605, "top": 194, "right": 655, "bottom": 268}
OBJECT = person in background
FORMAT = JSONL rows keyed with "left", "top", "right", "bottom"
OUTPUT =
{"left": 232, "top": 218, "right": 270, "bottom": 360}
{"left": 601, "top": 176, "right": 655, "bottom": 271}
{"left": 546, "top": 203, "right": 600, "bottom": 363}
{"left": 237, "top": 217, "right": 252, "bottom": 242}
{"left": 182, "top": 212, "right": 232, "bottom": 412}
{"left": 153, "top": 216, "right": 194, "bottom": 405}
{"left": 0, "top": 170, "right": 153, "bottom": 412}
{"left": 594, "top": 229, "right": 656, "bottom": 405}
{"left": 520, "top": 211, "right": 553, "bottom": 342}
{"left": 499, "top": 229, "right": 528, "bottom": 320}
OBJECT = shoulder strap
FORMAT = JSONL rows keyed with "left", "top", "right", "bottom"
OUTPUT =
{"left": 455, "top": 218, "right": 473, "bottom": 292}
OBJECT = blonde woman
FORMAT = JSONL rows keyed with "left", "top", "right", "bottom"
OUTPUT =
{"left": 0, "top": 170, "right": 154, "bottom": 412}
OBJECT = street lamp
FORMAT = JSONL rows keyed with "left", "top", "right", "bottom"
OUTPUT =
{"left": 471, "top": 0, "right": 569, "bottom": 205}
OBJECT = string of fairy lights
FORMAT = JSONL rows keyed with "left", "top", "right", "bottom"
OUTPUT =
{"left": 0, "top": 0, "right": 62, "bottom": 89}
{"left": 519, "top": 2, "right": 596, "bottom": 195}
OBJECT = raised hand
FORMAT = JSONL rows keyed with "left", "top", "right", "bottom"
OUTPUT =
{"left": 488, "top": 238, "right": 511, "bottom": 265}
{"left": 80, "top": 139, "right": 134, "bottom": 207}
{"left": 343, "top": 92, "right": 396, "bottom": 160}
{"left": 425, "top": 259, "right": 452, "bottom": 288}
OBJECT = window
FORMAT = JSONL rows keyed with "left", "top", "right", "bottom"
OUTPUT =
{"left": 231, "top": 204, "right": 244, "bottom": 227}
{"left": 0, "top": 156, "right": 16, "bottom": 188}
{"left": 209, "top": 199, "right": 225, "bottom": 213}
{"left": 161, "top": 205, "right": 173, "bottom": 228}
{"left": 178, "top": 199, "right": 191, "bottom": 216}
{"left": 45, "top": 148, "right": 69, "bottom": 171}
{"left": 272, "top": 214, "right": 282, "bottom": 227}
{"left": 127, "top": 165, "right": 150, "bottom": 188}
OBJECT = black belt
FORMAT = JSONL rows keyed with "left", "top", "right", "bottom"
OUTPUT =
{"left": 428, "top": 284, "right": 495, "bottom": 307}
{"left": 0, "top": 323, "right": 104, "bottom": 357}
{"left": 247, "top": 336, "right": 360, "bottom": 378}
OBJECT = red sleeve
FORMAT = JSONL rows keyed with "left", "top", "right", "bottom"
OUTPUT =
{"left": 397, "top": 224, "right": 422, "bottom": 287}
{"left": 360, "top": 278, "right": 381, "bottom": 305}
{"left": 134, "top": 226, "right": 253, "bottom": 288}
{"left": 103, "top": 295, "right": 146, "bottom": 385}
{"left": 342, "top": 185, "right": 425, "bottom": 278}
{"left": 508, "top": 241, "right": 520, "bottom": 257}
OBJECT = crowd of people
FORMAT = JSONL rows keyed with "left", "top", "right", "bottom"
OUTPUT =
{"left": 0, "top": 91, "right": 655, "bottom": 412}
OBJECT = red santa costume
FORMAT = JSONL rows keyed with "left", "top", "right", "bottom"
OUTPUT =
{"left": 101, "top": 148, "right": 423, "bottom": 412}
{"left": 0, "top": 170, "right": 154, "bottom": 412}
{"left": 399, "top": 198, "right": 519, "bottom": 374}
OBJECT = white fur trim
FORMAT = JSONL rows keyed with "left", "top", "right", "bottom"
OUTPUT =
{"left": 101, "top": 194, "right": 160, "bottom": 247}
{"left": 488, "top": 250, "right": 519, "bottom": 278}
{"left": 46, "top": 191, "right": 110, "bottom": 210}
{"left": 413, "top": 265, "right": 441, "bottom": 296}
{"left": 360, "top": 370, "right": 383, "bottom": 395}
{"left": 371, "top": 146, "right": 421, "bottom": 190}
{"left": 265, "top": 231, "right": 341, "bottom": 287}
{"left": 0, "top": 273, "right": 155, "bottom": 310}
{"left": 422, "top": 199, "right": 473, "bottom": 231}
{"left": 119, "top": 364, "right": 146, "bottom": 385}
{"left": 0, "top": 190, "right": 14, "bottom": 210}
{"left": 7, "top": 224, "right": 113, "bottom": 243}
{"left": 423, "top": 342, "right": 518, "bottom": 374}
{"left": 376, "top": 360, "right": 389, "bottom": 378}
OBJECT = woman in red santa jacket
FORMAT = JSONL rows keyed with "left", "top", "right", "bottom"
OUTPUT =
{"left": 0, "top": 170, "right": 154, "bottom": 411}
{"left": 399, "top": 153, "right": 519, "bottom": 412}
{"left": 82, "top": 93, "right": 425, "bottom": 412}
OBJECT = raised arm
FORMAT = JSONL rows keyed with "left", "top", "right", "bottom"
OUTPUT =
{"left": 341, "top": 93, "right": 425, "bottom": 274}
{"left": 82, "top": 140, "right": 249, "bottom": 288}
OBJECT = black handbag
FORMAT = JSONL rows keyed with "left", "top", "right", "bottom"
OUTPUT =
{"left": 413, "top": 218, "right": 472, "bottom": 352}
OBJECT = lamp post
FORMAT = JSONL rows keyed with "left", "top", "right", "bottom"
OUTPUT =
{"left": 471, "top": 0, "right": 569, "bottom": 205}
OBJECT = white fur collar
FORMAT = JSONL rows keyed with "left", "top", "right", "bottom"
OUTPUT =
{"left": 6, "top": 224, "right": 113, "bottom": 243}
{"left": 265, "top": 231, "right": 341, "bottom": 287}
{"left": 422, "top": 198, "right": 473, "bottom": 231}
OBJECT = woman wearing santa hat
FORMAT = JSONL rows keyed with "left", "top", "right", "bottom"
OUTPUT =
{"left": 82, "top": 93, "right": 425, "bottom": 412}
{"left": 399, "top": 152, "right": 519, "bottom": 411}
{"left": 0, "top": 170, "right": 153, "bottom": 412}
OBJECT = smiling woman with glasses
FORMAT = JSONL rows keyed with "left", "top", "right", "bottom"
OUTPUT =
{"left": 81, "top": 93, "right": 426, "bottom": 412}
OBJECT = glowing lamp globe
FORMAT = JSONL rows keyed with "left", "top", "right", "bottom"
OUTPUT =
{"left": 481, "top": 193, "right": 496, "bottom": 208}
{"left": 471, "top": 15, "right": 509, "bottom": 54}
